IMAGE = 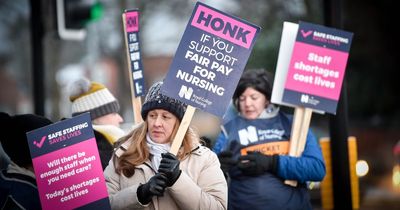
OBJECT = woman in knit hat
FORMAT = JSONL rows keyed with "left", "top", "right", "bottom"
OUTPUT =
{"left": 68, "top": 78, "right": 126, "bottom": 169}
{"left": 104, "top": 81, "right": 227, "bottom": 210}
{"left": 212, "top": 69, "right": 326, "bottom": 210}
{"left": 0, "top": 112, "right": 53, "bottom": 210}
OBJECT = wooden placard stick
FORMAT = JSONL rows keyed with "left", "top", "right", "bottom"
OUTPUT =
{"left": 122, "top": 11, "right": 143, "bottom": 125}
{"left": 285, "top": 107, "right": 313, "bottom": 186}
{"left": 287, "top": 107, "right": 304, "bottom": 156}
{"left": 131, "top": 97, "right": 143, "bottom": 124}
{"left": 170, "top": 105, "right": 196, "bottom": 155}
{"left": 295, "top": 108, "right": 312, "bottom": 155}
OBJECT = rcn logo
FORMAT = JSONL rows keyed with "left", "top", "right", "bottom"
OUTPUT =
{"left": 300, "top": 94, "right": 319, "bottom": 105}
{"left": 238, "top": 126, "right": 258, "bottom": 146}
{"left": 301, "top": 94, "right": 310, "bottom": 103}
{"left": 178, "top": 85, "right": 193, "bottom": 100}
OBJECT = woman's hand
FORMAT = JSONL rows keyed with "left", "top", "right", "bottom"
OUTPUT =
{"left": 158, "top": 152, "right": 181, "bottom": 187}
{"left": 137, "top": 173, "right": 168, "bottom": 204}
{"left": 238, "top": 151, "right": 278, "bottom": 176}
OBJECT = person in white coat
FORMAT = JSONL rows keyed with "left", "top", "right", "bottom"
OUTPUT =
{"left": 104, "top": 81, "right": 227, "bottom": 210}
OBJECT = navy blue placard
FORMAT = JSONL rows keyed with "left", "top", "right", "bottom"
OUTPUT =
{"left": 125, "top": 9, "right": 145, "bottom": 97}
{"left": 281, "top": 21, "right": 354, "bottom": 114}
{"left": 27, "top": 113, "right": 94, "bottom": 158}
{"left": 26, "top": 113, "right": 111, "bottom": 210}
{"left": 296, "top": 21, "right": 353, "bottom": 52}
{"left": 161, "top": 2, "right": 260, "bottom": 117}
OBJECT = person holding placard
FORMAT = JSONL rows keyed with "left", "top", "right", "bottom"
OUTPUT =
{"left": 104, "top": 81, "right": 227, "bottom": 210}
{"left": 0, "top": 112, "right": 53, "bottom": 210}
{"left": 213, "top": 69, "right": 325, "bottom": 210}
{"left": 68, "top": 78, "right": 126, "bottom": 169}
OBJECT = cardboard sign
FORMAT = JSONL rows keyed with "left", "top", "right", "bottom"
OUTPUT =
{"left": 282, "top": 21, "right": 353, "bottom": 114}
{"left": 161, "top": 2, "right": 260, "bottom": 117}
{"left": 27, "top": 113, "right": 111, "bottom": 210}
{"left": 271, "top": 21, "right": 353, "bottom": 186}
{"left": 271, "top": 22, "right": 299, "bottom": 109}
{"left": 123, "top": 9, "right": 145, "bottom": 124}
{"left": 123, "top": 9, "right": 145, "bottom": 97}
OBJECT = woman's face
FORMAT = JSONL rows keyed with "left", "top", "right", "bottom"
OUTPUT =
{"left": 147, "top": 109, "right": 178, "bottom": 144}
{"left": 93, "top": 113, "right": 124, "bottom": 127}
{"left": 238, "top": 87, "right": 268, "bottom": 120}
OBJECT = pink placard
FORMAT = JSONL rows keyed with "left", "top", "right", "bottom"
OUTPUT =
{"left": 32, "top": 138, "right": 108, "bottom": 210}
{"left": 284, "top": 42, "right": 349, "bottom": 100}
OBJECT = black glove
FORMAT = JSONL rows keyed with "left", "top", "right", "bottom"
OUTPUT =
{"left": 158, "top": 152, "right": 181, "bottom": 187}
{"left": 237, "top": 151, "right": 278, "bottom": 176}
{"left": 137, "top": 173, "right": 168, "bottom": 204}
{"left": 218, "top": 151, "right": 237, "bottom": 174}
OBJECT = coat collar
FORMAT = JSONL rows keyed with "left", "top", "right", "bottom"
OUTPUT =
{"left": 115, "top": 138, "right": 203, "bottom": 158}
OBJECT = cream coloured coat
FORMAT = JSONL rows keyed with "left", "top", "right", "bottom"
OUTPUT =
{"left": 104, "top": 143, "right": 227, "bottom": 210}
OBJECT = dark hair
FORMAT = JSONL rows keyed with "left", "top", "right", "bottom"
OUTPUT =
{"left": 233, "top": 69, "right": 273, "bottom": 111}
{"left": 0, "top": 112, "right": 53, "bottom": 167}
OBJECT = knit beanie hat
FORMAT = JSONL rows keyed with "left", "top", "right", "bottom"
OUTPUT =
{"left": 141, "top": 81, "right": 187, "bottom": 121}
{"left": 0, "top": 112, "right": 53, "bottom": 167}
{"left": 68, "top": 78, "right": 120, "bottom": 120}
